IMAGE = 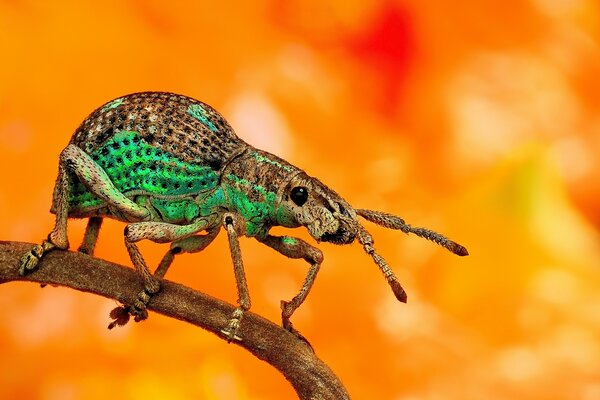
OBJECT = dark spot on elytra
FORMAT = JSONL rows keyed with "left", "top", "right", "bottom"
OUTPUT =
{"left": 96, "top": 128, "right": 113, "bottom": 145}
{"left": 208, "top": 159, "right": 222, "bottom": 170}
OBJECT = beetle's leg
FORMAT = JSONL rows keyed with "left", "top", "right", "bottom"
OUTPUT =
{"left": 60, "top": 145, "right": 150, "bottom": 219}
{"left": 78, "top": 217, "right": 103, "bottom": 255}
{"left": 19, "top": 163, "right": 70, "bottom": 274}
{"left": 220, "top": 214, "right": 250, "bottom": 342}
{"left": 20, "top": 145, "right": 150, "bottom": 275}
{"left": 109, "top": 217, "right": 214, "bottom": 329}
{"left": 258, "top": 234, "right": 323, "bottom": 335}
{"left": 154, "top": 228, "right": 220, "bottom": 279}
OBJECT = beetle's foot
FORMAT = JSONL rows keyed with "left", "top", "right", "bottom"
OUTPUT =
{"left": 107, "top": 288, "right": 158, "bottom": 329}
{"left": 220, "top": 307, "right": 244, "bottom": 342}
{"left": 77, "top": 244, "right": 92, "bottom": 255}
{"left": 108, "top": 306, "right": 131, "bottom": 329}
{"left": 19, "top": 240, "right": 57, "bottom": 275}
{"left": 107, "top": 304, "right": 148, "bottom": 329}
{"left": 281, "top": 301, "right": 313, "bottom": 350}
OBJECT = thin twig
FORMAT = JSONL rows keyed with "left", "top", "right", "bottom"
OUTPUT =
{"left": 0, "top": 241, "right": 350, "bottom": 400}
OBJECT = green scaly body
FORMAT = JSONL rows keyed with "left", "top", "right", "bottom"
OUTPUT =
{"left": 65, "top": 92, "right": 300, "bottom": 237}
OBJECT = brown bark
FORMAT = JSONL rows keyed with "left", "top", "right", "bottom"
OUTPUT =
{"left": 0, "top": 241, "right": 350, "bottom": 400}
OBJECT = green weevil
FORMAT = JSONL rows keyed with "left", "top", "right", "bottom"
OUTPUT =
{"left": 20, "top": 91, "right": 468, "bottom": 340}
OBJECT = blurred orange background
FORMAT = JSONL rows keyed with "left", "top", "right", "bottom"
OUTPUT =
{"left": 1, "top": 1, "right": 600, "bottom": 399}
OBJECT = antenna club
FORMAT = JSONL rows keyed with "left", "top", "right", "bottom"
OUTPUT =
{"left": 452, "top": 243, "right": 469, "bottom": 256}
{"left": 390, "top": 279, "right": 408, "bottom": 303}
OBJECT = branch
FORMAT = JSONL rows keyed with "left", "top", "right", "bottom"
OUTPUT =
{"left": 0, "top": 241, "right": 350, "bottom": 400}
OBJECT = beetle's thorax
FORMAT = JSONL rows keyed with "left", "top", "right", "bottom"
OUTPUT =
{"left": 219, "top": 148, "right": 301, "bottom": 238}
{"left": 218, "top": 147, "right": 359, "bottom": 244}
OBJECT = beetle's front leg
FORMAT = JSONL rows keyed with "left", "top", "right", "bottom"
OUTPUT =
{"left": 258, "top": 235, "right": 323, "bottom": 335}
{"left": 109, "top": 217, "right": 213, "bottom": 329}
{"left": 221, "top": 213, "right": 251, "bottom": 342}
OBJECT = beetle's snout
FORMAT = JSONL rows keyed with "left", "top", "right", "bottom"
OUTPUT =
{"left": 320, "top": 227, "right": 355, "bottom": 244}
{"left": 319, "top": 204, "right": 357, "bottom": 244}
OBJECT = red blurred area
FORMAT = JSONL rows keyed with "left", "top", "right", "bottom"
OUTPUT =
{"left": 1, "top": 1, "right": 600, "bottom": 399}
{"left": 345, "top": 3, "right": 417, "bottom": 116}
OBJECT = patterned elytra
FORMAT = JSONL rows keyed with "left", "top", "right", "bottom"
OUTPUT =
{"left": 71, "top": 92, "right": 242, "bottom": 167}
{"left": 67, "top": 92, "right": 244, "bottom": 218}
{"left": 70, "top": 131, "right": 219, "bottom": 210}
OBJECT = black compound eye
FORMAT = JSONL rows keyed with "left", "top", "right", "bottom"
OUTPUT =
{"left": 290, "top": 186, "right": 308, "bottom": 206}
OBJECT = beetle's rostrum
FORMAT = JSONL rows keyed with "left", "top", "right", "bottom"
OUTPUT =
{"left": 19, "top": 91, "right": 468, "bottom": 340}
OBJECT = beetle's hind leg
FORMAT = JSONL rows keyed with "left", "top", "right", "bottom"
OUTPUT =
{"left": 20, "top": 145, "right": 150, "bottom": 275}
{"left": 20, "top": 160, "right": 71, "bottom": 274}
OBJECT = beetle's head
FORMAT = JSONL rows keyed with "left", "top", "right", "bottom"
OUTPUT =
{"left": 277, "top": 173, "right": 358, "bottom": 245}
{"left": 277, "top": 172, "right": 469, "bottom": 304}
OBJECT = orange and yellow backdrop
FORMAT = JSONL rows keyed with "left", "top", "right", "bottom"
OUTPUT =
{"left": 1, "top": 1, "right": 600, "bottom": 399}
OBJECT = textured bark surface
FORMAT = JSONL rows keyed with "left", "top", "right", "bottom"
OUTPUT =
{"left": 0, "top": 241, "right": 350, "bottom": 400}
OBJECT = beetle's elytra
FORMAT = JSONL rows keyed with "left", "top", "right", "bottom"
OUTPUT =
{"left": 20, "top": 91, "right": 468, "bottom": 340}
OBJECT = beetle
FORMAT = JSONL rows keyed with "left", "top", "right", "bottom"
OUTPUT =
{"left": 20, "top": 91, "right": 468, "bottom": 340}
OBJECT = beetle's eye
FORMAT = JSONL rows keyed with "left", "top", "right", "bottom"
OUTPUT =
{"left": 290, "top": 186, "right": 308, "bottom": 206}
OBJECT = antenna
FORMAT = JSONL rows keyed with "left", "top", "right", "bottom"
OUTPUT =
{"left": 356, "top": 209, "right": 468, "bottom": 256}
{"left": 354, "top": 222, "right": 408, "bottom": 303}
